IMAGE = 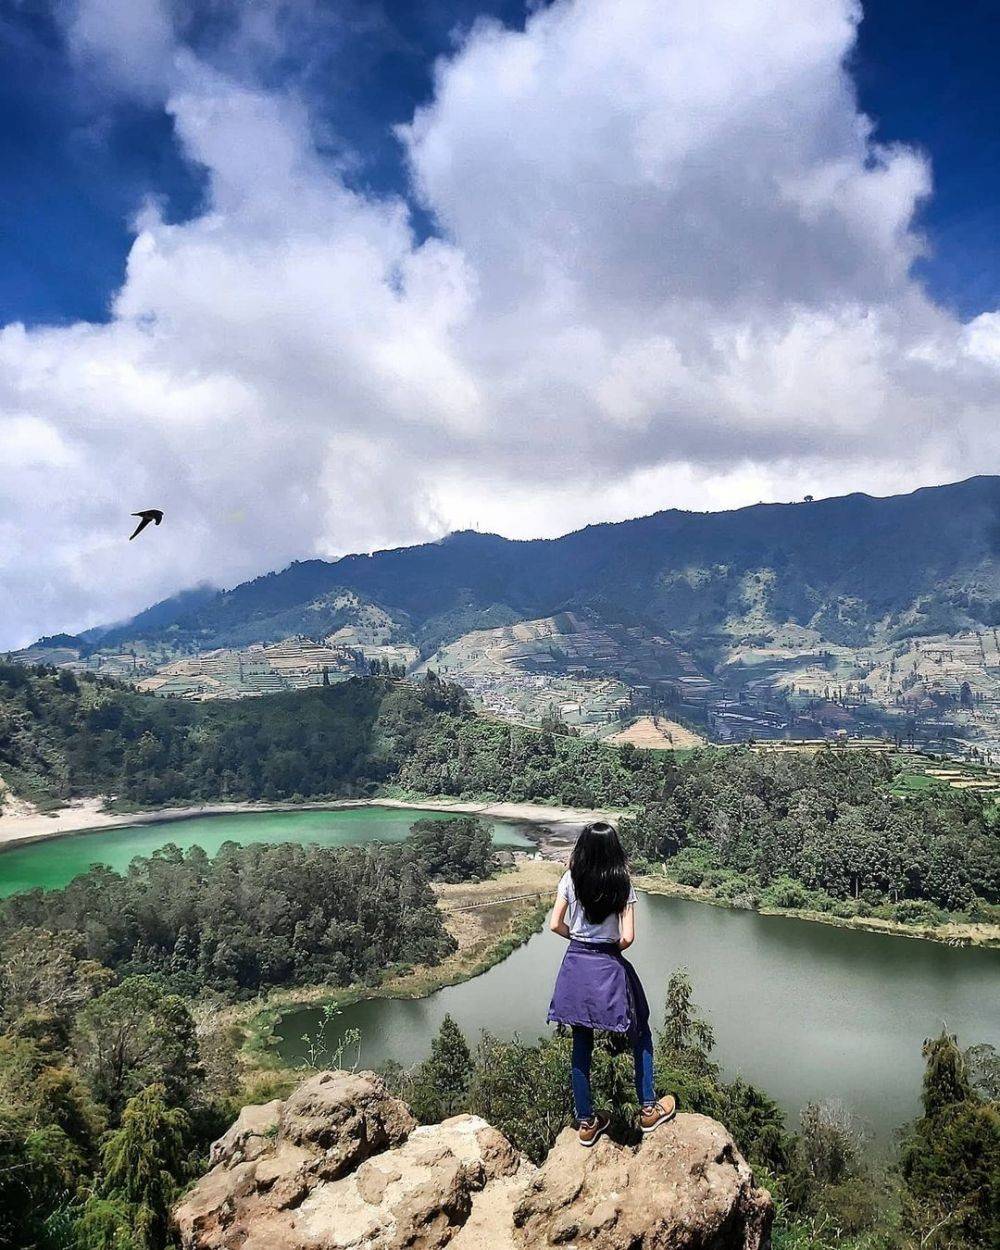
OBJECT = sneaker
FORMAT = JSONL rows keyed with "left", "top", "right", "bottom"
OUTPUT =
{"left": 639, "top": 1095, "right": 677, "bottom": 1133}
{"left": 578, "top": 1111, "right": 610, "bottom": 1147}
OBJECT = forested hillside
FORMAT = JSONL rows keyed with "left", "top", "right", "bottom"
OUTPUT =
{"left": 0, "top": 664, "right": 469, "bottom": 806}
{"left": 0, "top": 664, "right": 673, "bottom": 809}
{"left": 619, "top": 749, "right": 1000, "bottom": 921}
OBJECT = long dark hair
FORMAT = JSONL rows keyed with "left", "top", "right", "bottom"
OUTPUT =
{"left": 569, "top": 821, "right": 631, "bottom": 925}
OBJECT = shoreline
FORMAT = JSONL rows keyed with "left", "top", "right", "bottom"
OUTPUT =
{"left": 2, "top": 792, "right": 992, "bottom": 950}
{"left": 635, "top": 874, "right": 1000, "bottom": 949}
{"left": 0, "top": 793, "right": 619, "bottom": 854}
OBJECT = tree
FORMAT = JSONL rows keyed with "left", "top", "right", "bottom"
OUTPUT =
{"left": 72, "top": 1196, "right": 142, "bottom": 1250}
{"left": 97, "top": 1084, "right": 189, "bottom": 1250}
{"left": 919, "top": 1030, "right": 972, "bottom": 1119}
{"left": 73, "top": 978, "right": 201, "bottom": 1116}
{"left": 410, "top": 1015, "right": 473, "bottom": 1122}
{"left": 407, "top": 816, "right": 496, "bottom": 882}
{"left": 0, "top": 1107, "right": 81, "bottom": 1250}
{"left": 902, "top": 1032, "right": 1000, "bottom": 1249}
{"left": 718, "top": 1075, "right": 791, "bottom": 1175}
{"left": 658, "top": 970, "right": 718, "bottom": 1079}
{"left": 966, "top": 1042, "right": 1000, "bottom": 1102}
{"left": 794, "top": 1101, "right": 862, "bottom": 1188}
{"left": 470, "top": 1032, "right": 574, "bottom": 1163}
{"left": 0, "top": 928, "right": 110, "bottom": 1032}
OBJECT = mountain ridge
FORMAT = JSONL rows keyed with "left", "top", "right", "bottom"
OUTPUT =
{"left": 22, "top": 475, "right": 1000, "bottom": 654}
{"left": 61, "top": 474, "right": 1000, "bottom": 647}
{"left": 15, "top": 475, "right": 1000, "bottom": 752}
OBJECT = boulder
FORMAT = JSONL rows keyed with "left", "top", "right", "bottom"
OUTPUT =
{"left": 281, "top": 1070, "right": 417, "bottom": 1175}
{"left": 174, "top": 1073, "right": 525, "bottom": 1250}
{"left": 210, "top": 1098, "right": 283, "bottom": 1166}
{"left": 287, "top": 1115, "right": 527, "bottom": 1250}
{"left": 174, "top": 1071, "right": 416, "bottom": 1249}
{"left": 513, "top": 1113, "right": 773, "bottom": 1250}
{"left": 175, "top": 1073, "right": 773, "bottom": 1250}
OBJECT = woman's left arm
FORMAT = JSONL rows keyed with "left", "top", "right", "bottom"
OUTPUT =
{"left": 619, "top": 903, "right": 635, "bottom": 950}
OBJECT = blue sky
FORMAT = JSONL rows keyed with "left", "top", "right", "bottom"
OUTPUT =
{"left": 2, "top": 0, "right": 997, "bottom": 327}
{"left": 0, "top": 1, "right": 529, "bottom": 324}
{"left": 3, "top": 0, "right": 1000, "bottom": 647}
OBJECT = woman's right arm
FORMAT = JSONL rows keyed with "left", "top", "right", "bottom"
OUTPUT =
{"left": 618, "top": 903, "right": 635, "bottom": 950}
{"left": 549, "top": 894, "right": 571, "bottom": 939}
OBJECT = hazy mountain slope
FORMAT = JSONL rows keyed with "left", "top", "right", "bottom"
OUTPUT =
{"left": 16, "top": 477, "right": 1000, "bottom": 665}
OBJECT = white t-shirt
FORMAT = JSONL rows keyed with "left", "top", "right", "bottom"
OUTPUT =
{"left": 557, "top": 870, "right": 637, "bottom": 943}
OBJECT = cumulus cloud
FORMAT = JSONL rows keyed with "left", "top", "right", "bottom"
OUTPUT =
{"left": 2, "top": 0, "right": 1000, "bottom": 646}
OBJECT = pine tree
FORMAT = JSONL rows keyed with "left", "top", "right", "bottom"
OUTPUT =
{"left": 658, "top": 970, "right": 718, "bottom": 1079}
{"left": 919, "top": 1031, "right": 971, "bottom": 1118}
{"left": 902, "top": 1032, "right": 1000, "bottom": 1249}
{"left": 410, "top": 1015, "right": 473, "bottom": 1122}
{"left": 98, "top": 1084, "right": 188, "bottom": 1250}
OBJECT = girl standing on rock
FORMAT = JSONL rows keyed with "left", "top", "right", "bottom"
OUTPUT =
{"left": 547, "top": 820, "right": 676, "bottom": 1146}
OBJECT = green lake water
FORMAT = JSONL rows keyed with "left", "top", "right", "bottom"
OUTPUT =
{"left": 275, "top": 892, "right": 1000, "bottom": 1145}
{"left": 0, "top": 807, "right": 535, "bottom": 898}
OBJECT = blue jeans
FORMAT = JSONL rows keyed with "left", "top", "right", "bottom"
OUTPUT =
{"left": 571, "top": 1025, "right": 656, "bottom": 1120}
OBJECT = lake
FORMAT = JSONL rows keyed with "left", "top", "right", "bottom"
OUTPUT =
{"left": 4, "top": 807, "right": 997, "bottom": 1143}
{"left": 274, "top": 891, "right": 1000, "bottom": 1144}
{"left": 0, "top": 806, "right": 536, "bottom": 897}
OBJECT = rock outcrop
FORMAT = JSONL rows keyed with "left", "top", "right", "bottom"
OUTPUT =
{"left": 513, "top": 1115, "right": 773, "bottom": 1250}
{"left": 174, "top": 1071, "right": 773, "bottom": 1250}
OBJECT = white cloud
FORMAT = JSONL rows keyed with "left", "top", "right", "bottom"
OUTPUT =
{"left": 3, "top": 0, "right": 1000, "bottom": 646}
{"left": 65, "top": 0, "right": 176, "bottom": 99}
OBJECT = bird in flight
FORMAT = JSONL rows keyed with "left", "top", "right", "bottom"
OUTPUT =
{"left": 129, "top": 509, "right": 164, "bottom": 540}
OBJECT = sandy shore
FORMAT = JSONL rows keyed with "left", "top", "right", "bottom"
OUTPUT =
{"left": 0, "top": 793, "right": 620, "bottom": 852}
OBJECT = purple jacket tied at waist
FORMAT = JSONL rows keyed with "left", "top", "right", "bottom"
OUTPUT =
{"left": 547, "top": 939, "right": 651, "bottom": 1038}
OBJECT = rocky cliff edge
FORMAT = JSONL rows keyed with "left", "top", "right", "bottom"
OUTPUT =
{"left": 174, "top": 1069, "right": 774, "bottom": 1250}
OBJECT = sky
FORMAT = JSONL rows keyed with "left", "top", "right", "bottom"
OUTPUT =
{"left": 1, "top": 0, "right": 1000, "bottom": 647}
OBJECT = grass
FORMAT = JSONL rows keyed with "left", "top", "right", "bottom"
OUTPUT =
{"left": 891, "top": 771, "right": 947, "bottom": 795}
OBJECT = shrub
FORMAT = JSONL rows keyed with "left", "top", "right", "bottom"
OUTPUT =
{"left": 764, "top": 877, "right": 811, "bottom": 910}
{"left": 663, "top": 847, "right": 717, "bottom": 888}
{"left": 892, "top": 899, "right": 939, "bottom": 926}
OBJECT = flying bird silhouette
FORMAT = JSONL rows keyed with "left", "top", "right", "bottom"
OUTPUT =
{"left": 129, "top": 509, "right": 163, "bottom": 540}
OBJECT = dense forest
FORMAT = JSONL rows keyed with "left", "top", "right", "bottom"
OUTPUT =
{"left": 618, "top": 748, "right": 1000, "bottom": 922}
{"left": 0, "top": 841, "right": 457, "bottom": 999}
{"left": 3, "top": 665, "right": 999, "bottom": 924}
{"left": 0, "top": 664, "right": 470, "bottom": 806}
{"left": 0, "top": 812, "right": 499, "bottom": 1004}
